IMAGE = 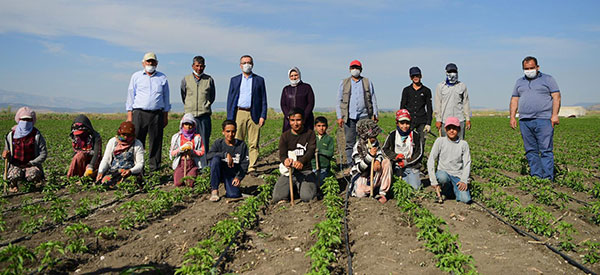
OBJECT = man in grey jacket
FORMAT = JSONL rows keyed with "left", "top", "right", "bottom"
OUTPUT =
{"left": 434, "top": 63, "right": 471, "bottom": 140}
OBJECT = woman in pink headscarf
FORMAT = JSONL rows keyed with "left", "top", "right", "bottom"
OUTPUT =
{"left": 2, "top": 107, "right": 47, "bottom": 192}
{"left": 169, "top": 113, "right": 205, "bottom": 187}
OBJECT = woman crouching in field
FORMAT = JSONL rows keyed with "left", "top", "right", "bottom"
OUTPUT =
{"left": 96, "top": 121, "right": 144, "bottom": 187}
{"left": 67, "top": 115, "right": 102, "bottom": 178}
{"left": 2, "top": 107, "right": 47, "bottom": 192}
{"left": 169, "top": 114, "right": 205, "bottom": 187}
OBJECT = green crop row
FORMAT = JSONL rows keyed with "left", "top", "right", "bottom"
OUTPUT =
{"left": 392, "top": 178, "right": 477, "bottom": 274}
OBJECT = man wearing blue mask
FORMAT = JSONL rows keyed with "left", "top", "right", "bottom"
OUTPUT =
{"left": 510, "top": 56, "right": 561, "bottom": 181}
{"left": 434, "top": 63, "right": 471, "bottom": 140}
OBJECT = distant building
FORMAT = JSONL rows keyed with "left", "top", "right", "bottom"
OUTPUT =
{"left": 558, "top": 106, "right": 586, "bottom": 118}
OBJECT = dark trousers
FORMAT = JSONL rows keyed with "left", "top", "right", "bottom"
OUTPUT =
{"left": 194, "top": 114, "right": 211, "bottom": 167}
{"left": 344, "top": 118, "right": 359, "bottom": 166}
{"left": 132, "top": 109, "right": 164, "bottom": 172}
{"left": 209, "top": 157, "right": 241, "bottom": 198}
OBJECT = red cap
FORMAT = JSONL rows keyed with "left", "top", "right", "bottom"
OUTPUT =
{"left": 396, "top": 109, "right": 411, "bottom": 122}
{"left": 349, "top": 60, "right": 362, "bottom": 67}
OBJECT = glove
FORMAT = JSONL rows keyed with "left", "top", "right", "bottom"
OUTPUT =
{"left": 83, "top": 168, "right": 94, "bottom": 177}
{"left": 180, "top": 142, "right": 193, "bottom": 152}
{"left": 395, "top": 153, "right": 405, "bottom": 161}
{"left": 398, "top": 160, "right": 406, "bottom": 168}
{"left": 424, "top": 125, "right": 431, "bottom": 133}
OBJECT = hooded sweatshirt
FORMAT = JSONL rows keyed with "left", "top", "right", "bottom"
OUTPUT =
{"left": 69, "top": 114, "right": 103, "bottom": 170}
{"left": 169, "top": 113, "right": 205, "bottom": 169}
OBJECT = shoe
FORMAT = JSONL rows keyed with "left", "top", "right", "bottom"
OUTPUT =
{"left": 209, "top": 194, "right": 220, "bottom": 202}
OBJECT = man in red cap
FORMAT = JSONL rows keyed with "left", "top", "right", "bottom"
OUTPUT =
{"left": 336, "top": 59, "right": 379, "bottom": 173}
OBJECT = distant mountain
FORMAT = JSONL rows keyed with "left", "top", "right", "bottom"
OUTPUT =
{"left": 572, "top": 102, "right": 600, "bottom": 108}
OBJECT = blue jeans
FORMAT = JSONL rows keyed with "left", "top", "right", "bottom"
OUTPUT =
{"left": 313, "top": 168, "right": 329, "bottom": 189}
{"left": 435, "top": 170, "right": 471, "bottom": 203}
{"left": 195, "top": 114, "right": 212, "bottom": 168}
{"left": 519, "top": 118, "right": 554, "bottom": 180}
{"left": 401, "top": 167, "right": 422, "bottom": 191}
{"left": 209, "top": 157, "right": 241, "bottom": 198}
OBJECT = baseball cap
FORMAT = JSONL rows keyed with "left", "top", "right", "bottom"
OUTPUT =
{"left": 349, "top": 60, "right": 362, "bottom": 67}
{"left": 396, "top": 109, "right": 411, "bottom": 122}
{"left": 143, "top": 52, "right": 157, "bottom": 62}
{"left": 445, "top": 63, "right": 458, "bottom": 72}
{"left": 444, "top": 117, "right": 460, "bottom": 128}
{"left": 409, "top": 67, "right": 421, "bottom": 76}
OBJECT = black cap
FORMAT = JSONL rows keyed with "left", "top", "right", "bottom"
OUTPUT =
{"left": 409, "top": 67, "right": 421, "bottom": 76}
{"left": 445, "top": 63, "right": 458, "bottom": 72}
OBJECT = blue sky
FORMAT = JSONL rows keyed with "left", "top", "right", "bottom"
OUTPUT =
{"left": 0, "top": 0, "right": 599, "bottom": 111}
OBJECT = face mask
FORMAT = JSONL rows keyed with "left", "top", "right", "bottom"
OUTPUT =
{"left": 446, "top": 72, "right": 458, "bottom": 83}
{"left": 524, "top": 69, "right": 537, "bottom": 79}
{"left": 192, "top": 70, "right": 202, "bottom": 77}
{"left": 350, "top": 69, "right": 361, "bottom": 78}
{"left": 413, "top": 81, "right": 422, "bottom": 86}
{"left": 290, "top": 79, "right": 300, "bottom": 86}
{"left": 145, "top": 65, "right": 156, "bottom": 74}
{"left": 242, "top": 64, "right": 253, "bottom": 74}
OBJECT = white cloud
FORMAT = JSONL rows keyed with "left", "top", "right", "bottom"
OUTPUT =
{"left": 39, "top": 40, "right": 64, "bottom": 54}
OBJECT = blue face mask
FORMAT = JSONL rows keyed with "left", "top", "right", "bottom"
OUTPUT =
{"left": 14, "top": 120, "right": 33, "bottom": 139}
{"left": 396, "top": 126, "right": 410, "bottom": 136}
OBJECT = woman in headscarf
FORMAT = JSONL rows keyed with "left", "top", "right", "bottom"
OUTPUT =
{"left": 96, "top": 121, "right": 144, "bottom": 187}
{"left": 169, "top": 113, "right": 205, "bottom": 187}
{"left": 280, "top": 67, "right": 315, "bottom": 132}
{"left": 350, "top": 118, "right": 392, "bottom": 203}
{"left": 2, "top": 107, "right": 47, "bottom": 192}
{"left": 67, "top": 114, "right": 102, "bottom": 178}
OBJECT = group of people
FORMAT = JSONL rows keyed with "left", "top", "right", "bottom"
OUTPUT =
{"left": 2, "top": 54, "right": 561, "bottom": 205}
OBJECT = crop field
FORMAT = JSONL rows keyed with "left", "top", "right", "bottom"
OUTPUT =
{"left": 0, "top": 112, "right": 599, "bottom": 274}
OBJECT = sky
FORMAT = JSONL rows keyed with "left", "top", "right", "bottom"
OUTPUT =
{"left": 0, "top": 0, "right": 599, "bottom": 111}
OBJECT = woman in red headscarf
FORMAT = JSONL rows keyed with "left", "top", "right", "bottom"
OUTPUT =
{"left": 67, "top": 114, "right": 102, "bottom": 178}
{"left": 96, "top": 121, "right": 144, "bottom": 187}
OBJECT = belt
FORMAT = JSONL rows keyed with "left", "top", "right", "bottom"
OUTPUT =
{"left": 237, "top": 107, "right": 251, "bottom": 111}
{"left": 132, "top": 108, "right": 163, "bottom": 113}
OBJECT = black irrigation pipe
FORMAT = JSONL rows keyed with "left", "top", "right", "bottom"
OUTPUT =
{"left": 472, "top": 200, "right": 597, "bottom": 275}
{"left": 342, "top": 173, "right": 354, "bottom": 275}
{"left": 213, "top": 229, "right": 242, "bottom": 269}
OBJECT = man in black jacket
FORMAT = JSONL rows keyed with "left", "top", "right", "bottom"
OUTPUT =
{"left": 400, "top": 66, "right": 432, "bottom": 147}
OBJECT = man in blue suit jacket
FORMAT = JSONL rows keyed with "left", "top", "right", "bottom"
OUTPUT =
{"left": 226, "top": 55, "right": 268, "bottom": 173}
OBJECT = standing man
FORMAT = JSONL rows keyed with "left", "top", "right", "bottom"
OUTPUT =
{"left": 510, "top": 56, "right": 561, "bottom": 180}
{"left": 434, "top": 63, "right": 471, "bottom": 140}
{"left": 126, "top": 52, "right": 170, "bottom": 173}
{"left": 336, "top": 60, "right": 379, "bottom": 170}
{"left": 180, "top": 55, "right": 216, "bottom": 167}
{"left": 226, "top": 55, "right": 267, "bottom": 174}
{"left": 401, "top": 66, "right": 433, "bottom": 146}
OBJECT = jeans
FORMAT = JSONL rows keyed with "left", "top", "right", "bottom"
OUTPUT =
{"left": 344, "top": 118, "right": 360, "bottom": 166}
{"left": 313, "top": 168, "right": 329, "bottom": 189}
{"left": 435, "top": 170, "right": 471, "bottom": 203}
{"left": 519, "top": 118, "right": 554, "bottom": 180}
{"left": 194, "top": 114, "right": 212, "bottom": 168}
{"left": 209, "top": 157, "right": 241, "bottom": 198}
{"left": 400, "top": 167, "right": 422, "bottom": 190}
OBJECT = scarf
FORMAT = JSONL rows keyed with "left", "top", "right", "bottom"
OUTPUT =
{"left": 13, "top": 121, "right": 33, "bottom": 139}
{"left": 182, "top": 128, "right": 195, "bottom": 141}
{"left": 72, "top": 132, "right": 92, "bottom": 151}
{"left": 113, "top": 135, "right": 135, "bottom": 156}
{"left": 394, "top": 130, "right": 413, "bottom": 157}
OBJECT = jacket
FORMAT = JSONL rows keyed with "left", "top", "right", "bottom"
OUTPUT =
{"left": 382, "top": 129, "right": 423, "bottom": 169}
{"left": 69, "top": 114, "right": 103, "bottom": 170}
{"left": 226, "top": 73, "right": 268, "bottom": 124}
{"left": 4, "top": 128, "right": 47, "bottom": 176}
{"left": 169, "top": 133, "right": 205, "bottom": 170}
{"left": 98, "top": 137, "right": 145, "bottom": 175}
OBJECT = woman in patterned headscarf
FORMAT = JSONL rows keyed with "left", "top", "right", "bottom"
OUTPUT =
{"left": 96, "top": 121, "right": 144, "bottom": 187}
{"left": 2, "top": 107, "right": 47, "bottom": 192}
{"left": 67, "top": 114, "right": 102, "bottom": 178}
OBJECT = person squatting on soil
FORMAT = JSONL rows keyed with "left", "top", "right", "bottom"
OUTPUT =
{"left": 383, "top": 109, "right": 424, "bottom": 190}
{"left": 96, "top": 121, "right": 144, "bottom": 187}
{"left": 280, "top": 66, "right": 315, "bottom": 132}
{"left": 351, "top": 118, "right": 391, "bottom": 204}
{"left": 510, "top": 56, "right": 561, "bottom": 181}
{"left": 273, "top": 108, "right": 317, "bottom": 203}
{"left": 427, "top": 117, "right": 472, "bottom": 203}
{"left": 67, "top": 114, "right": 102, "bottom": 178}
{"left": 311, "top": 116, "right": 335, "bottom": 188}
{"left": 169, "top": 113, "right": 205, "bottom": 187}
{"left": 2, "top": 107, "right": 47, "bottom": 193}
{"left": 400, "top": 66, "right": 433, "bottom": 146}
{"left": 180, "top": 55, "right": 215, "bottom": 167}
{"left": 434, "top": 63, "right": 472, "bottom": 140}
{"left": 207, "top": 120, "right": 250, "bottom": 202}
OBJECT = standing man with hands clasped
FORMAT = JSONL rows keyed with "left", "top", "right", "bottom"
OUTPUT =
{"left": 510, "top": 56, "right": 561, "bottom": 181}
{"left": 401, "top": 66, "right": 433, "bottom": 146}
{"left": 226, "top": 55, "right": 268, "bottom": 175}
{"left": 126, "top": 52, "right": 171, "bottom": 173}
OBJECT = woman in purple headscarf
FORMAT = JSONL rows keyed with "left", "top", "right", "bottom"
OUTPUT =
{"left": 2, "top": 107, "right": 47, "bottom": 192}
{"left": 169, "top": 113, "right": 206, "bottom": 187}
{"left": 280, "top": 67, "right": 315, "bottom": 132}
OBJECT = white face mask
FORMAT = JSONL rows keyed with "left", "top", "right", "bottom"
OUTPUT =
{"left": 524, "top": 69, "right": 538, "bottom": 79}
{"left": 242, "top": 64, "right": 253, "bottom": 74}
{"left": 192, "top": 70, "right": 202, "bottom": 77}
{"left": 145, "top": 65, "right": 156, "bottom": 74}
{"left": 446, "top": 72, "right": 458, "bottom": 83}
{"left": 350, "top": 69, "right": 361, "bottom": 78}
{"left": 290, "top": 79, "right": 300, "bottom": 86}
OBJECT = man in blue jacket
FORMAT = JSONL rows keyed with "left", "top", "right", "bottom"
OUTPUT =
{"left": 226, "top": 55, "right": 268, "bottom": 174}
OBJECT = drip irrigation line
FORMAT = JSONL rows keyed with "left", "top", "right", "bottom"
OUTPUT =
{"left": 213, "top": 229, "right": 242, "bottom": 269}
{"left": 472, "top": 200, "right": 597, "bottom": 275}
{"left": 342, "top": 173, "right": 353, "bottom": 275}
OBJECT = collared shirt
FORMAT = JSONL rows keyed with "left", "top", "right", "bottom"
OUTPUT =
{"left": 238, "top": 74, "right": 253, "bottom": 108}
{"left": 400, "top": 84, "right": 433, "bottom": 125}
{"left": 512, "top": 72, "right": 560, "bottom": 119}
{"left": 335, "top": 78, "right": 378, "bottom": 120}
{"left": 126, "top": 70, "right": 171, "bottom": 112}
{"left": 434, "top": 81, "right": 471, "bottom": 123}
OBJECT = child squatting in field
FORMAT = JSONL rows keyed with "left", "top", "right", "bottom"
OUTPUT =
{"left": 169, "top": 113, "right": 206, "bottom": 188}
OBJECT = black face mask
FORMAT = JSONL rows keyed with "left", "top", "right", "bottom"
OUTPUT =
{"left": 413, "top": 81, "right": 422, "bottom": 86}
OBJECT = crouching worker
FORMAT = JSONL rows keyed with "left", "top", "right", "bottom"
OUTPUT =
{"left": 351, "top": 118, "right": 391, "bottom": 203}
{"left": 207, "top": 120, "right": 249, "bottom": 202}
{"left": 169, "top": 114, "right": 205, "bottom": 187}
{"left": 273, "top": 108, "right": 317, "bottom": 203}
{"left": 67, "top": 115, "right": 102, "bottom": 178}
{"left": 427, "top": 117, "right": 472, "bottom": 203}
{"left": 96, "top": 121, "right": 144, "bottom": 187}
{"left": 2, "top": 107, "right": 47, "bottom": 192}
{"left": 383, "top": 109, "right": 423, "bottom": 190}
